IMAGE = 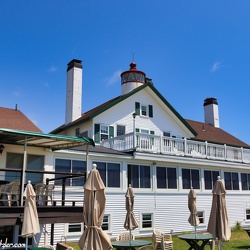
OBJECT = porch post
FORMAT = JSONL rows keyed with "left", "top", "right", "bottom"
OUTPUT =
{"left": 132, "top": 113, "right": 136, "bottom": 149}
{"left": 20, "top": 136, "right": 27, "bottom": 206}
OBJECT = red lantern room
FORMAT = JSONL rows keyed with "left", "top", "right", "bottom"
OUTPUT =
{"left": 121, "top": 62, "right": 146, "bottom": 95}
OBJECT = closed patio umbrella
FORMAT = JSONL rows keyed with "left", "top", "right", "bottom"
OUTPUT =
{"left": 21, "top": 181, "right": 40, "bottom": 250}
{"left": 207, "top": 176, "right": 231, "bottom": 249}
{"left": 124, "top": 184, "right": 139, "bottom": 241}
{"left": 78, "top": 164, "right": 112, "bottom": 250}
{"left": 188, "top": 188, "right": 200, "bottom": 235}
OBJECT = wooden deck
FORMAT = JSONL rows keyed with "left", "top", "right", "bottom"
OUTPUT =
{"left": 0, "top": 205, "right": 84, "bottom": 225}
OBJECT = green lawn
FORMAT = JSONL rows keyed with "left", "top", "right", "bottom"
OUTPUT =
{"left": 67, "top": 229, "right": 250, "bottom": 250}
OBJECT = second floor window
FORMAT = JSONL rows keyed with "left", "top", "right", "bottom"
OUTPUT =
{"left": 204, "top": 170, "right": 220, "bottom": 189}
{"left": 224, "top": 172, "right": 239, "bottom": 190}
{"left": 55, "top": 159, "right": 86, "bottom": 186}
{"left": 182, "top": 168, "right": 200, "bottom": 189}
{"left": 156, "top": 166, "right": 177, "bottom": 189}
{"left": 93, "top": 161, "right": 120, "bottom": 188}
{"left": 241, "top": 173, "right": 250, "bottom": 190}
{"left": 6, "top": 153, "right": 44, "bottom": 183}
{"left": 128, "top": 164, "right": 151, "bottom": 188}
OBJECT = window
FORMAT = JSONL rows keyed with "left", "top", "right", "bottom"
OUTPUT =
{"left": 224, "top": 172, "right": 239, "bottom": 190}
{"left": 246, "top": 209, "right": 250, "bottom": 220}
{"left": 94, "top": 124, "right": 114, "bottom": 143}
{"left": 102, "top": 215, "right": 110, "bottom": 231}
{"left": 241, "top": 173, "right": 250, "bottom": 190}
{"left": 204, "top": 170, "right": 220, "bottom": 189}
{"left": 197, "top": 211, "right": 205, "bottom": 224}
{"left": 6, "top": 153, "right": 44, "bottom": 183}
{"left": 163, "top": 131, "right": 171, "bottom": 137}
{"left": 128, "top": 164, "right": 151, "bottom": 188}
{"left": 141, "top": 213, "right": 153, "bottom": 229}
{"left": 156, "top": 166, "right": 177, "bottom": 189}
{"left": 135, "top": 102, "right": 153, "bottom": 118}
{"left": 100, "top": 125, "right": 109, "bottom": 140}
{"left": 80, "top": 131, "right": 88, "bottom": 137}
{"left": 121, "top": 72, "right": 145, "bottom": 83}
{"left": 93, "top": 161, "right": 120, "bottom": 187}
{"left": 67, "top": 223, "right": 82, "bottom": 233}
{"left": 75, "top": 128, "right": 80, "bottom": 137}
{"left": 55, "top": 159, "right": 86, "bottom": 186}
{"left": 141, "top": 129, "right": 149, "bottom": 134}
{"left": 182, "top": 169, "right": 200, "bottom": 189}
{"left": 117, "top": 125, "right": 125, "bottom": 136}
{"left": 141, "top": 105, "right": 147, "bottom": 116}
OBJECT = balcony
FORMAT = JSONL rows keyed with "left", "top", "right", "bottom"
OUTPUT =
{"left": 100, "top": 132, "right": 250, "bottom": 164}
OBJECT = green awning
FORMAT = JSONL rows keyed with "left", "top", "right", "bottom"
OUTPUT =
{"left": 0, "top": 128, "right": 95, "bottom": 150}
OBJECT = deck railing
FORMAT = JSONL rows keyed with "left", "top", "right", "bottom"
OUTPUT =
{"left": 100, "top": 132, "right": 250, "bottom": 164}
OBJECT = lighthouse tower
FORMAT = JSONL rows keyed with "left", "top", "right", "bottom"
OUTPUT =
{"left": 121, "top": 62, "right": 146, "bottom": 95}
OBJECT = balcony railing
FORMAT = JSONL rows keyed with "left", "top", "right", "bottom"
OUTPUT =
{"left": 100, "top": 132, "right": 250, "bottom": 164}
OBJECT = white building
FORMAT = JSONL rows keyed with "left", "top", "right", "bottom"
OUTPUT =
{"left": 50, "top": 59, "right": 250, "bottom": 242}
{"left": 1, "top": 59, "right": 250, "bottom": 245}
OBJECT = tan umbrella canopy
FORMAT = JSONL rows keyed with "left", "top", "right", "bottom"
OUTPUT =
{"left": 21, "top": 181, "right": 40, "bottom": 250}
{"left": 207, "top": 176, "right": 231, "bottom": 249}
{"left": 78, "top": 164, "right": 112, "bottom": 250}
{"left": 124, "top": 184, "right": 139, "bottom": 241}
{"left": 188, "top": 188, "right": 200, "bottom": 234}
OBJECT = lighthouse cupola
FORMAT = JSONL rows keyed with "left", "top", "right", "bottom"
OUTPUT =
{"left": 121, "top": 62, "right": 146, "bottom": 95}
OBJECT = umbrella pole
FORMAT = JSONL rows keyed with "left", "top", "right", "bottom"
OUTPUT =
{"left": 25, "top": 237, "right": 28, "bottom": 250}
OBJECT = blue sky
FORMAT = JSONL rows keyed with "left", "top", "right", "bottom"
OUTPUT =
{"left": 1, "top": 1, "right": 250, "bottom": 144}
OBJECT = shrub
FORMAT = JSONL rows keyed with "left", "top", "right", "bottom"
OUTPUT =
{"left": 232, "top": 221, "right": 242, "bottom": 232}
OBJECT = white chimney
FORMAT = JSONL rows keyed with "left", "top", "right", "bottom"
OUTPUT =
{"left": 65, "top": 59, "right": 82, "bottom": 124}
{"left": 203, "top": 97, "right": 220, "bottom": 128}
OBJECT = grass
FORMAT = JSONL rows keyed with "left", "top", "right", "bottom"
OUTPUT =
{"left": 66, "top": 229, "right": 250, "bottom": 250}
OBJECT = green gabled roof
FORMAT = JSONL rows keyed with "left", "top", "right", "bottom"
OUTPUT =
{"left": 0, "top": 128, "right": 95, "bottom": 150}
{"left": 51, "top": 83, "right": 197, "bottom": 136}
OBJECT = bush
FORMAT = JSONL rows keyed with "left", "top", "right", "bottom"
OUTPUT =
{"left": 232, "top": 221, "right": 242, "bottom": 232}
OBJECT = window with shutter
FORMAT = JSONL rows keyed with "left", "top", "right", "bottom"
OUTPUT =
{"left": 135, "top": 102, "right": 140, "bottom": 115}
{"left": 94, "top": 124, "right": 100, "bottom": 143}
{"left": 135, "top": 102, "right": 153, "bottom": 117}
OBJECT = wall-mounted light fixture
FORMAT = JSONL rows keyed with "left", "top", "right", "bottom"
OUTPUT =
{"left": 0, "top": 145, "right": 5, "bottom": 155}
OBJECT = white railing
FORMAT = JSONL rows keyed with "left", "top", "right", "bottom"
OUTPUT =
{"left": 100, "top": 133, "right": 250, "bottom": 164}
